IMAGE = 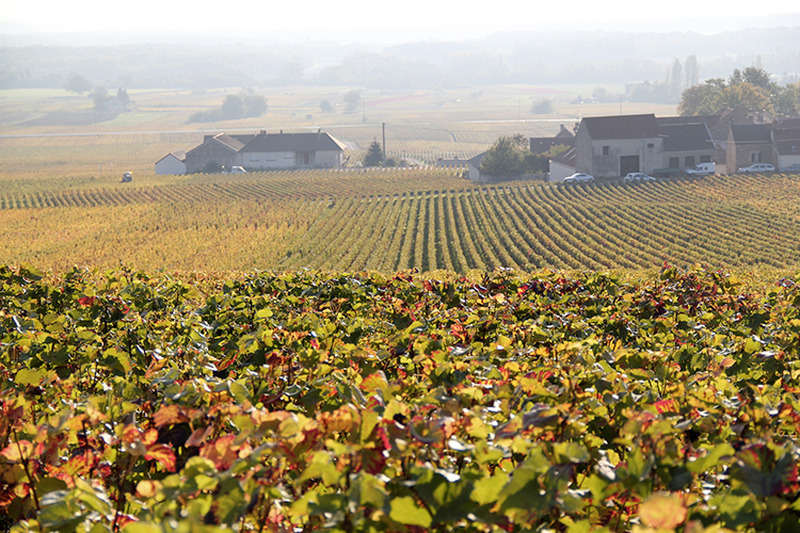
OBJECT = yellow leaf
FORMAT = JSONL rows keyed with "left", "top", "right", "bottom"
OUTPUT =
{"left": 639, "top": 492, "right": 687, "bottom": 529}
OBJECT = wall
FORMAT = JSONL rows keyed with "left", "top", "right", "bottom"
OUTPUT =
{"left": 155, "top": 156, "right": 186, "bottom": 175}
{"left": 241, "top": 150, "right": 343, "bottom": 169}
{"left": 549, "top": 161, "right": 575, "bottom": 182}
{"left": 582, "top": 137, "right": 663, "bottom": 178}
{"left": 241, "top": 151, "right": 297, "bottom": 169}
{"left": 185, "top": 142, "right": 238, "bottom": 173}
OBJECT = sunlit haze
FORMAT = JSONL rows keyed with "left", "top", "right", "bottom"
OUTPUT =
{"left": 4, "top": 0, "right": 800, "bottom": 43}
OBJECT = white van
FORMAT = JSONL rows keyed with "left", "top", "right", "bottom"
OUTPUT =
{"left": 685, "top": 162, "right": 715, "bottom": 175}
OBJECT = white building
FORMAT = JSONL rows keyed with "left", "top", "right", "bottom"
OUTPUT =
{"left": 155, "top": 151, "right": 187, "bottom": 175}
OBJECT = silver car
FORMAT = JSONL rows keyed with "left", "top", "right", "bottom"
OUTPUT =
{"left": 563, "top": 173, "right": 594, "bottom": 183}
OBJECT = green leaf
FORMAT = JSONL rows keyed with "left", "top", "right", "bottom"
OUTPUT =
{"left": 471, "top": 473, "right": 509, "bottom": 505}
{"left": 15, "top": 368, "right": 45, "bottom": 386}
{"left": 389, "top": 496, "right": 432, "bottom": 527}
{"left": 552, "top": 442, "right": 590, "bottom": 464}
{"left": 228, "top": 380, "right": 250, "bottom": 404}
{"left": 686, "top": 443, "right": 735, "bottom": 473}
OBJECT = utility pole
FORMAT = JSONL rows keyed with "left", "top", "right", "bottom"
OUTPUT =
{"left": 382, "top": 122, "right": 386, "bottom": 165}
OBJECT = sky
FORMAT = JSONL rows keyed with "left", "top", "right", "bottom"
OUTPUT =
{"left": 3, "top": 0, "right": 800, "bottom": 43}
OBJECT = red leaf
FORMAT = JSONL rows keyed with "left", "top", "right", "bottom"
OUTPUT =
{"left": 654, "top": 399, "right": 678, "bottom": 414}
{"left": 145, "top": 444, "right": 177, "bottom": 472}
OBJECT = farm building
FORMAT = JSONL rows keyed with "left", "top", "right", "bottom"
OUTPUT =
{"left": 239, "top": 131, "right": 346, "bottom": 169}
{"left": 574, "top": 114, "right": 664, "bottom": 178}
{"left": 773, "top": 118, "right": 800, "bottom": 170}
{"left": 658, "top": 122, "right": 715, "bottom": 171}
{"left": 726, "top": 124, "right": 775, "bottom": 172}
{"left": 156, "top": 130, "right": 345, "bottom": 175}
{"left": 155, "top": 151, "right": 187, "bottom": 175}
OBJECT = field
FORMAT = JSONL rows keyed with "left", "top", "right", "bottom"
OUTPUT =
{"left": 3, "top": 85, "right": 800, "bottom": 532}
{"left": 3, "top": 266, "right": 800, "bottom": 532}
{"left": 1, "top": 168, "right": 800, "bottom": 276}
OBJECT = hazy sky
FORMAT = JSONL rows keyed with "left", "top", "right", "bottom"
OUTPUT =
{"left": 4, "top": 0, "right": 800, "bottom": 42}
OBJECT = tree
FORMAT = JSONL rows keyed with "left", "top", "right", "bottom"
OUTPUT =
{"left": 344, "top": 91, "right": 361, "bottom": 114}
{"left": 773, "top": 82, "right": 800, "bottom": 117}
{"left": 668, "top": 59, "right": 683, "bottom": 101}
{"left": 678, "top": 82, "right": 724, "bottom": 116}
{"left": 243, "top": 95, "right": 267, "bottom": 117}
{"left": 221, "top": 95, "right": 245, "bottom": 119}
{"left": 531, "top": 99, "right": 554, "bottom": 114}
{"left": 92, "top": 86, "right": 109, "bottom": 110}
{"left": 724, "top": 83, "right": 772, "bottom": 120}
{"left": 480, "top": 136, "right": 529, "bottom": 177}
{"left": 684, "top": 55, "right": 699, "bottom": 88}
{"left": 116, "top": 88, "right": 130, "bottom": 108}
{"left": 678, "top": 69, "right": 781, "bottom": 119}
{"left": 320, "top": 100, "right": 333, "bottom": 113}
{"left": 64, "top": 73, "right": 92, "bottom": 96}
{"left": 363, "top": 141, "right": 383, "bottom": 167}
{"left": 730, "top": 67, "right": 775, "bottom": 92}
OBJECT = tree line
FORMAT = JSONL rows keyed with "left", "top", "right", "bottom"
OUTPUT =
{"left": 678, "top": 66, "right": 800, "bottom": 120}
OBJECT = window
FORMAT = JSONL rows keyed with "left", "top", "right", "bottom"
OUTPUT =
{"left": 751, "top": 152, "right": 762, "bottom": 163}
{"left": 700, "top": 155, "right": 712, "bottom": 163}
{"left": 669, "top": 157, "right": 680, "bottom": 167}
{"left": 647, "top": 143, "right": 654, "bottom": 149}
{"left": 602, "top": 146, "right": 610, "bottom": 156}
{"left": 685, "top": 156, "right": 695, "bottom": 167}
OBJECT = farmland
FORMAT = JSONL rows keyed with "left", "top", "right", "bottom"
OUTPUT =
{"left": 3, "top": 84, "right": 800, "bottom": 532}
{"left": 1, "top": 168, "right": 800, "bottom": 275}
{"left": 3, "top": 265, "right": 800, "bottom": 531}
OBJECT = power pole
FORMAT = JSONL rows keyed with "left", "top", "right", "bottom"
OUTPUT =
{"left": 382, "top": 122, "right": 386, "bottom": 165}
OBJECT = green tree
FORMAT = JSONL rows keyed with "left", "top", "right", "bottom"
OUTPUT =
{"left": 116, "top": 88, "right": 130, "bottom": 108}
{"left": 243, "top": 95, "right": 267, "bottom": 117}
{"left": 668, "top": 58, "right": 683, "bottom": 101}
{"left": 730, "top": 67, "right": 775, "bottom": 92}
{"left": 724, "top": 83, "right": 772, "bottom": 120}
{"left": 531, "top": 99, "right": 554, "bottom": 114}
{"left": 684, "top": 55, "right": 699, "bottom": 88}
{"left": 344, "top": 91, "right": 361, "bottom": 114}
{"left": 64, "top": 73, "right": 92, "bottom": 95}
{"left": 320, "top": 100, "right": 333, "bottom": 113}
{"left": 480, "top": 136, "right": 529, "bottom": 177}
{"left": 221, "top": 95, "right": 245, "bottom": 119}
{"left": 773, "top": 82, "right": 800, "bottom": 117}
{"left": 363, "top": 140, "right": 383, "bottom": 167}
{"left": 678, "top": 72, "right": 776, "bottom": 119}
{"left": 678, "top": 82, "right": 724, "bottom": 115}
{"left": 92, "top": 86, "right": 109, "bottom": 110}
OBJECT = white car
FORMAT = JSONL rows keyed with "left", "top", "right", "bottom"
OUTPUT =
{"left": 563, "top": 173, "right": 594, "bottom": 184}
{"left": 685, "top": 162, "right": 715, "bottom": 176}
{"left": 738, "top": 163, "right": 775, "bottom": 173}
{"left": 230, "top": 165, "right": 247, "bottom": 174}
{"left": 623, "top": 172, "right": 655, "bottom": 183}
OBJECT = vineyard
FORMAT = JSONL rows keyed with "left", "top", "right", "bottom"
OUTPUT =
{"left": 2, "top": 168, "right": 800, "bottom": 275}
{"left": 2, "top": 265, "right": 800, "bottom": 531}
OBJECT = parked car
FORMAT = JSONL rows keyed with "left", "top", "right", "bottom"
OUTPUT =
{"left": 685, "top": 162, "right": 715, "bottom": 176}
{"left": 783, "top": 163, "right": 800, "bottom": 172}
{"left": 623, "top": 172, "right": 656, "bottom": 183}
{"left": 738, "top": 163, "right": 776, "bottom": 173}
{"left": 563, "top": 173, "right": 594, "bottom": 184}
{"left": 230, "top": 165, "right": 247, "bottom": 174}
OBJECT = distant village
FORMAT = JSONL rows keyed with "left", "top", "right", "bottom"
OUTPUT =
{"left": 156, "top": 110, "right": 800, "bottom": 182}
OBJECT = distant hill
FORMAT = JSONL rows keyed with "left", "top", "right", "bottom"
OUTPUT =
{"left": 2, "top": 26, "right": 799, "bottom": 90}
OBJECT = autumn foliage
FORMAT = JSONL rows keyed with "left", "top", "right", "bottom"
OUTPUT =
{"left": 2, "top": 264, "right": 800, "bottom": 531}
